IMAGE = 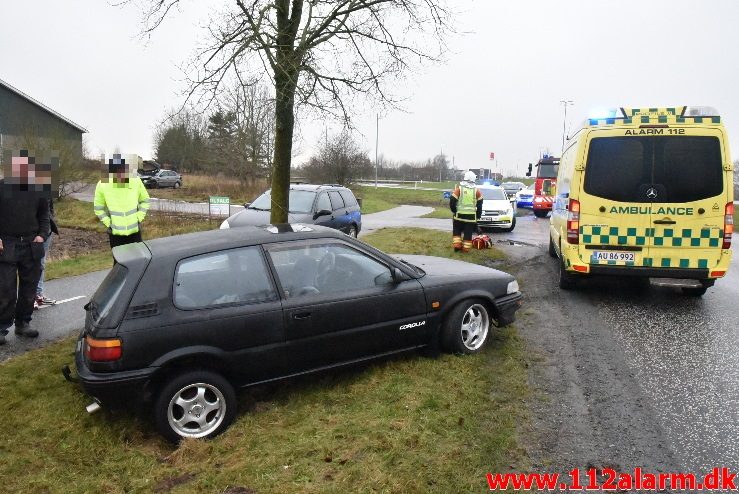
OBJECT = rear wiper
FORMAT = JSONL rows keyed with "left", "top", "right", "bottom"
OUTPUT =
{"left": 248, "top": 206, "right": 269, "bottom": 211}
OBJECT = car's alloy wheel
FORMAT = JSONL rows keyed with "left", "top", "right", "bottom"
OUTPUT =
{"left": 347, "top": 225, "right": 358, "bottom": 238}
{"left": 155, "top": 370, "right": 236, "bottom": 443}
{"left": 174, "top": 181, "right": 181, "bottom": 189}
{"left": 443, "top": 299, "right": 492, "bottom": 354}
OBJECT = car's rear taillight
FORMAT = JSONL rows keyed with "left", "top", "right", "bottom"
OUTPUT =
{"left": 84, "top": 336, "right": 122, "bottom": 362}
{"left": 723, "top": 202, "right": 734, "bottom": 249}
{"left": 566, "top": 199, "right": 580, "bottom": 244}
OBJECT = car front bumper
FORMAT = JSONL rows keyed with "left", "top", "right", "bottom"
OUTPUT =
{"left": 493, "top": 292, "right": 523, "bottom": 326}
{"left": 478, "top": 215, "right": 513, "bottom": 228}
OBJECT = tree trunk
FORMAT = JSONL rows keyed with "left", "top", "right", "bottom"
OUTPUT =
{"left": 270, "top": 71, "right": 297, "bottom": 224}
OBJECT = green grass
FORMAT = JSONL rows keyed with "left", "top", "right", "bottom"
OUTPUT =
{"left": 421, "top": 208, "right": 452, "bottom": 219}
{"left": 46, "top": 250, "right": 113, "bottom": 281}
{"left": 0, "top": 227, "right": 527, "bottom": 493}
{"left": 352, "top": 185, "right": 450, "bottom": 214}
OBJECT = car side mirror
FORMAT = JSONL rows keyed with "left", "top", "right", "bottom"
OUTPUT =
{"left": 243, "top": 202, "right": 251, "bottom": 208}
{"left": 391, "top": 267, "right": 409, "bottom": 283}
{"left": 313, "top": 209, "right": 332, "bottom": 220}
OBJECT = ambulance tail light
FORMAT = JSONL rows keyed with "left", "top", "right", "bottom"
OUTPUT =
{"left": 723, "top": 202, "right": 734, "bottom": 249}
{"left": 567, "top": 199, "right": 580, "bottom": 244}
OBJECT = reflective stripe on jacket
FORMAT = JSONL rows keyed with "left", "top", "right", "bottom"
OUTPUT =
{"left": 94, "top": 178, "right": 150, "bottom": 235}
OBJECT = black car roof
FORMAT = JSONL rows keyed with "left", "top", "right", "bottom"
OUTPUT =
{"left": 142, "top": 224, "right": 346, "bottom": 260}
{"left": 288, "top": 184, "right": 349, "bottom": 191}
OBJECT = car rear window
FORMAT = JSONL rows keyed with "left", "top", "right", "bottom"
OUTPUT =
{"left": 584, "top": 136, "right": 723, "bottom": 203}
{"left": 90, "top": 263, "right": 128, "bottom": 323}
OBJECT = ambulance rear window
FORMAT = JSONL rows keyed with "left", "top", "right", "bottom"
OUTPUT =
{"left": 584, "top": 136, "right": 723, "bottom": 203}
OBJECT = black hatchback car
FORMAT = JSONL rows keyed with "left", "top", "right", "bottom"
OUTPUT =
{"left": 220, "top": 184, "right": 362, "bottom": 237}
{"left": 69, "top": 225, "right": 522, "bottom": 442}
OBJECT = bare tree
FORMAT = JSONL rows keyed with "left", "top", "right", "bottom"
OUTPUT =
{"left": 131, "top": 0, "right": 451, "bottom": 222}
{"left": 302, "top": 131, "right": 371, "bottom": 185}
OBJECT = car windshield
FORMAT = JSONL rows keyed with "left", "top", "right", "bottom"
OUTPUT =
{"left": 479, "top": 188, "right": 507, "bottom": 200}
{"left": 249, "top": 189, "right": 317, "bottom": 213}
{"left": 537, "top": 164, "right": 559, "bottom": 178}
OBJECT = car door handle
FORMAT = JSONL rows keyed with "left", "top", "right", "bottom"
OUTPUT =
{"left": 292, "top": 311, "right": 312, "bottom": 320}
{"left": 653, "top": 219, "right": 676, "bottom": 225}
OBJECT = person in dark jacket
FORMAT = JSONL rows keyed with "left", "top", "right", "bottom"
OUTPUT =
{"left": 0, "top": 150, "right": 51, "bottom": 344}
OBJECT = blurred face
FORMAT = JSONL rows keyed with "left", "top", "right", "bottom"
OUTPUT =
{"left": 11, "top": 155, "right": 32, "bottom": 181}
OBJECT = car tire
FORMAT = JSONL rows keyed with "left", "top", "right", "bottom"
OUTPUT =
{"left": 548, "top": 236, "right": 557, "bottom": 258}
{"left": 347, "top": 225, "right": 358, "bottom": 238}
{"left": 154, "top": 370, "right": 237, "bottom": 443}
{"left": 681, "top": 285, "right": 708, "bottom": 297}
{"left": 504, "top": 217, "right": 516, "bottom": 232}
{"left": 442, "top": 299, "right": 493, "bottom": 354}
{"left": 533, "top": 209, "right": 548, "bottom": 218}
{"left": 174, "top": 181, "right": 181, "bottom": 189}
{"left": 558, "top": 255, "right": 576, "bottom": 290}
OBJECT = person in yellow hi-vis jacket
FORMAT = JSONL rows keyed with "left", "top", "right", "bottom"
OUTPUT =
{"left": 94, "top": 154, "right": 150, "bottom": 251}
{"left": 449, "top": 170, "right": 483, "bottom": 252}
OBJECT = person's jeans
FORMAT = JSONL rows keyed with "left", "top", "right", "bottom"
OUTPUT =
{"left": 36, "top": 235, "right": 53, "bottom": 297}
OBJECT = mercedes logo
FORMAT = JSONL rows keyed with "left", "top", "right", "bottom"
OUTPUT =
{"left": 646, "top": 188, "right": 658, "bottom": 199}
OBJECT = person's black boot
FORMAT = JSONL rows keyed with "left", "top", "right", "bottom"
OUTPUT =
{"left": 14, "top": 320, "right": 39, "bottom": 338}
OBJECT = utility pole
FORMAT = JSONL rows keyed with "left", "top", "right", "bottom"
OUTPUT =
{"left": 560, "top": 100, "right": 574, "bottom": 152}
{"left": 374, "top": 114, "right": 379, "bottom": 188}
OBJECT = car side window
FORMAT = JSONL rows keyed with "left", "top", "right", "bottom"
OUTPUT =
{"left": 267, "top": 242, "right": 393, "bottom": 299}
{"left": 174, "top": 246, "right": 277, "bottom": 309}
{"left": 315, "top": 193, "right": 332, "bottom": 212}
{"left": 339, "top": 190, "right": 358, "bottom": 207}
{"left": 328, "top": 191, "right": 345, "bottom": 210}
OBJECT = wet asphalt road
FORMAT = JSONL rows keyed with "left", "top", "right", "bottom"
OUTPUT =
{"left": 507, "top": 214, "right": 739, "bottom": 479}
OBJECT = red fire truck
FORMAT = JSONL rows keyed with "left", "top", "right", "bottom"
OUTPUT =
{"left": 526, "top": 156, "right": 560, "bottom": 218}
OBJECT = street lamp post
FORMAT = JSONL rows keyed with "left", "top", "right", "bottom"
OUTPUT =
{"left": 374, "top": 114, "right": 379, "bottom": 188}
{"left": 560, "top": 100, "right": 574, "bottom": 152}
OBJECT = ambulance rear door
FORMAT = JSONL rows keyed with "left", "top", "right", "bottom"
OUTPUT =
{"left": 643, "top": 130, "right": 728, "bottom": 273}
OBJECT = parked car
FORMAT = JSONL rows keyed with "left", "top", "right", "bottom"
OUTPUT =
{"left": 477, "top": 185, "right": 516, "bottom": 232}
{"left": 141, "top": 169, "right": 182, "bottom": 189}
{"left": 66, "top": 224, "right": 523, "bottom": 442}
{"left": 515, "top": 185, "right": 534, "bottom": 208}
{"left": 501, "top": 182, "right": 525, "bottom": 197}
{"left": 221, "top": 184, "right": 362, "bottom": 237}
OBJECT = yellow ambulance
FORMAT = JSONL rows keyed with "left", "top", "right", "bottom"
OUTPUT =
{"left": 549, "top": 106, "right": 734, "bottom": 295}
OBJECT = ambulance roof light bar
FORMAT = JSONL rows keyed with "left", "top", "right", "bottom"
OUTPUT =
{"left": 683, "top": 106, "right": 720, "bottom": 117}
{"left": 587, "top": 108, "right": 624, "bottom": 120}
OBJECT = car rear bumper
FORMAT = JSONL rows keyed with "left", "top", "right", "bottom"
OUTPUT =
{"left": 493, "top": 292, "right": 523, "bottom": 326}
{"left": 74, "top": 347, "right": 156, "bottom": 407}
{"left": 587, "top": 265, "right": 713, "bottom": 281}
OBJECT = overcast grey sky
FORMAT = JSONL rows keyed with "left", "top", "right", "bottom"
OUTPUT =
{"left": 2, "top": 0, "right": 738, "bottom": 177}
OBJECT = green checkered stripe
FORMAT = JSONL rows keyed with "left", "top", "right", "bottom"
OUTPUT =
{"left": 580, "top": 225, "right": 722, "bottom": 267}
{"left": 587, "top": 114, "right": 721, "bottom": 126}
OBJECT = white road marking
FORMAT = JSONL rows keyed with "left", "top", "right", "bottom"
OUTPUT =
{"left": 38, "top": 295, "right": 86, "bottom": 309}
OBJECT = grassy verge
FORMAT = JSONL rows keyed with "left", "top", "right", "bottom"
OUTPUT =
{"left": 352, "top": 185, "right": 450, "bottom": 214}
{"left": 0, "top": 227, "right": 527, "bottom": 493}
{"left": 145, "top": 174, "right": 268, "bottom": 205}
